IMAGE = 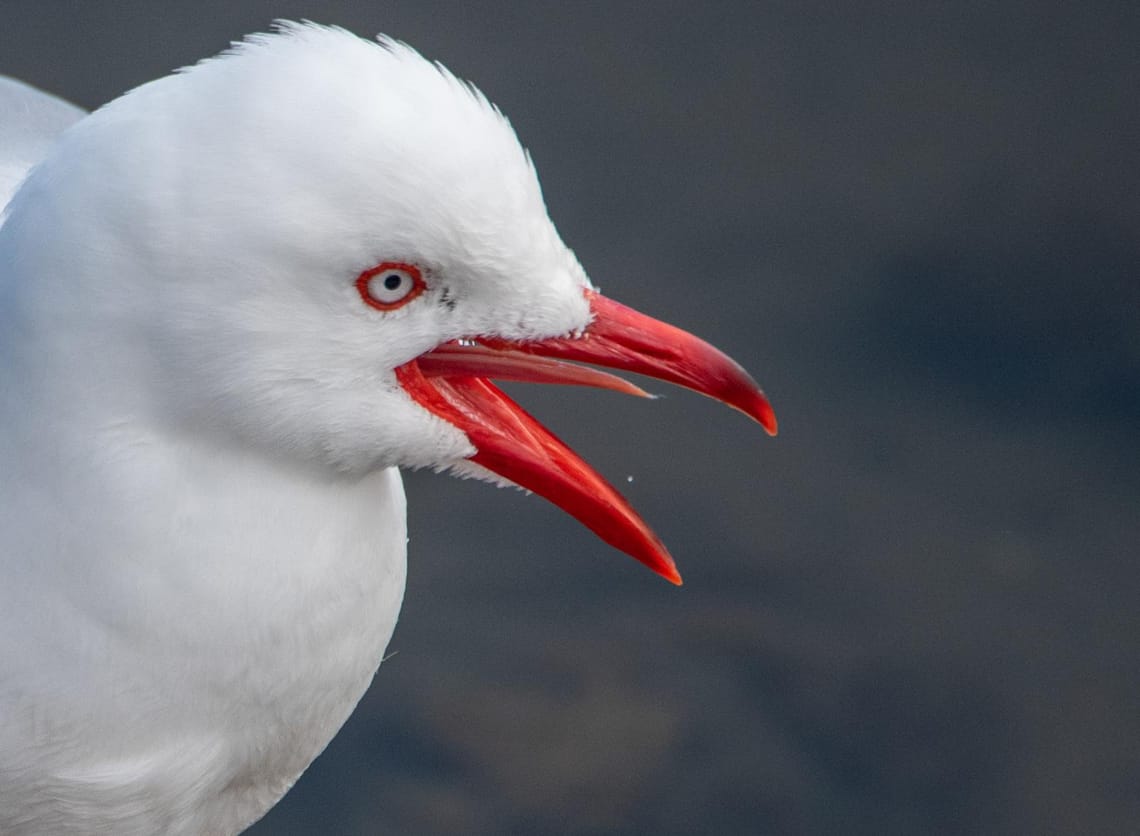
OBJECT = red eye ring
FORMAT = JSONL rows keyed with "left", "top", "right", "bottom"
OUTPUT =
{"left": 356, "top": 261, "right": 427, "bottom": 311}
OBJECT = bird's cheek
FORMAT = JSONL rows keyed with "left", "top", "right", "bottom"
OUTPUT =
{"left": 299, "top": 386, "right": 472, "bottom": 475}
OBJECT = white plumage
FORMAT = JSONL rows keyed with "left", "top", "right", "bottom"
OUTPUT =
{"left": 0, "top": 22, "right": 774, "bottom": 834}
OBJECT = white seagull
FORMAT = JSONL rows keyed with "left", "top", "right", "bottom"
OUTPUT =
{"left": 0, "top": 22, "right": 776, "bottom": 835}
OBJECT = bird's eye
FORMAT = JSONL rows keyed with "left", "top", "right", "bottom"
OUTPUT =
{"left": 356, "top": 262, "right": 426, "bottom": 311}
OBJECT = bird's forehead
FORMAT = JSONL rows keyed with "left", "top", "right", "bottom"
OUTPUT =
{"left": 182, "top": 27, "right": 545, "bottom": 236}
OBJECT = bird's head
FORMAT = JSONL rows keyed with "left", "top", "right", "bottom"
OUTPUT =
{"left": 5, "top": 22, "right": 775, "bottom": 583}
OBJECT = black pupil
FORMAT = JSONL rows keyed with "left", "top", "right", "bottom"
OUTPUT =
{"left": 383, "top": 273, "right": 403, "bottom": 291}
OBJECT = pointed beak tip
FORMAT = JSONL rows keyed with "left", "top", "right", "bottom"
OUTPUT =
{"left": 649, "top": 558, "right": 683, "bottom": 586}
{"left": 639, "top": 542, "right": 683, "bottom": 585}
{"left": 736, "top": 390, "right": 778, "bottom": 436}
{"left": 760, "top": 404, "right": 778, "bottom": 436}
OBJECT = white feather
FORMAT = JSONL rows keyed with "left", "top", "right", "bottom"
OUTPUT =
{"left": 0, "top": 75, "right": 84, "bottom": 211}
{"left": 0, "top": 22, "right": 593, "bottom": 834}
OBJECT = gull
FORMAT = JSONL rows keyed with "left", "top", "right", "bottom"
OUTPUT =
{"left": 0, "top": 22, "right": 776, "bottom": 835}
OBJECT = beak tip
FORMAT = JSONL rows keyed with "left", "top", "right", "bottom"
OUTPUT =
{"left": 639, "top": 543, "right": 683, "bottom": 585}
{"left": 740, "top": 392, "right": 778, "bottom": 436}
{"left": 762, "top": 407, "right": 778, "bottom": 436}
{"left": 654, "top": 560, "right": 683, "bottom": 585}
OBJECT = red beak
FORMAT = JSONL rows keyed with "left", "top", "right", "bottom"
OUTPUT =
{"left": 395, "top": 289, "right": 776, "bottom": 585}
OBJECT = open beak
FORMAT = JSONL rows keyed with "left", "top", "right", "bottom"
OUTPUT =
{"left": 395, "top": 289, "right": 776, "bottom": 585}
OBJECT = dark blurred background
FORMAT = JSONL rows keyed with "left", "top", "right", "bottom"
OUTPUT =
{"left": 4, "top": 2, "right": 1137, "bottom": 833}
